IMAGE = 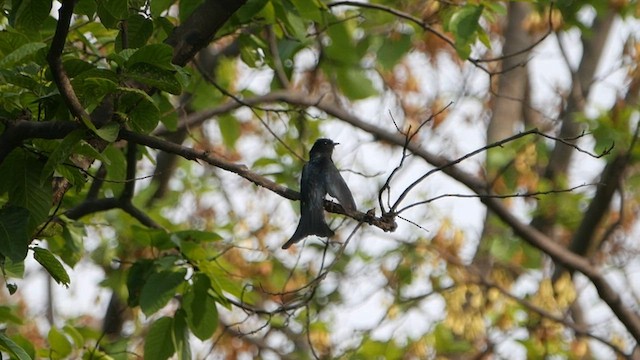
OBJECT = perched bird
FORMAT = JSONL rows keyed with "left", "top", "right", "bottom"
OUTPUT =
{"left": 282, "top": 138, "right": 357, "bottom": 249}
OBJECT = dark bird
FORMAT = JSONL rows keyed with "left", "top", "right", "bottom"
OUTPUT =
{"left": 282, "top": 138, "right": 357, "bottom": 249}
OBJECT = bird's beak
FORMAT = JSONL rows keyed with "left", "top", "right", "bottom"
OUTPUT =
{"left": 334, "top": 142, "right": 340, "bottom": 146}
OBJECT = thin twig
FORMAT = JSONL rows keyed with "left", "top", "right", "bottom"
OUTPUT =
{"left": 390, "top": 128, "right": 608, "bottom": 213}
{"left": 398, "top": 183, "right": 598, "bottom": 214}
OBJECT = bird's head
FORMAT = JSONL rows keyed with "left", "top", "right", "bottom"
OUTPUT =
{"left": 309, "top": 138, "right": 338, "bottom": 158}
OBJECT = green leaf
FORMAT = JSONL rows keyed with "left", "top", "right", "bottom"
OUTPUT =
{"left": 283, "top": 9, "right": 308, "bottom": 42}
{"left": 6, "top": 283, "right": 18, "bottom": 295}
{"left": 291, "top": 0, "right": 324, "bottom": 22}
{"left": 157, "top": 94, "right": 178, "bottom": 131}
{"left": 35, "top": 219, "right": 63, "bottom": 238}
{"left": 118, "top": 87, "right": 160, "bottom": 133}
{"left": 40, "top": 130, "right": 86, "bottom": 181}
{"left": 139, "top": 269, "right": 186, "bottom": 316}
{"left": 131, "top": 226, "right": 173, "bottom": 249}
{"left": 178, "top": 0, "right": 205, "bottom": 22}
{"left": 0, "top": 306, "right": 23, "bottom": 325}
{"left": 218, "top": 114, "right": 241, "bottom": 148}
{"left": 11, "top": 0, "right": 52, "bottom": 30}
{"left": 434, "top": 323, "right": 472, "bottom": 354}
{"left": 323, "top": 20, "right": 358, "bottom": 65}
{"left": 334, "top": 67, "right": 377, "bottom": 100}
{"left": 97, "top": 0, "right": 128, "bottom": 20}
{"left": 449, "top": 5, "right": 484, "bottom": 42}
{"left": 199, "top": 262, "right": 241, "bottom": 304}
{"left": 238, "top": 34, "right": 266, "bottom": 67}
{"left": 0, "top": 306, "right": 23, "bottom": 326}
{"left": 233, "top": 0, "right": 269, "bottom": 24}
{"left": 75, "top": 0, "right": 98, "bottom": 17}
{"left": 0, "top": 332, "right": 32, "bottom": 360}
{"left": 126, "top": 259, "right": 155, "bottom": 307}
{"left": 94, "top": 122, "right": 121, "bottom": 142}
{"left": 2, "top": 257, "right": 25, "bottom": 278}
{"left": 47, "top": 327, "right": 72, "bottom": 359}
{"left": 127, "top": 44, "right": 175, "bottom": 70}
{"left": 47, "top": 223, "right": 84, "bottom": 267}
{"left": 96, "top": 0, "right": 119, "bottom": 28}
{"left": 144, "top": 317, "right": 175, "bottom": 360}
{"left": 102, "top": 144, "right": 127, "bottom": 195}
{"left": 173, "top": 310, "right": 192, "bottom": 360}
{"left": 125, "top": 63, "right": 182, "bottom": 94}
{"left": 448, "top": 5, "right": 484, "bottom": 59}
{"left": 116, "top": 14, "right": 153, "bottom": 50}
{"left": 33, "top": 247, "right": 71, "bottom": 287}
{"left": 357, "top": 338, "right": 404, "bottom": 359}
{"left": 72, "top": 71, "right": 119, "bottom": 108}
{"left": 151, "top": 0, "right": 175, "bottom": 17}
{"left": 179, "top": 241, "right": 208, "bottom": 262}
{"left": 0, "top": 206, "right": 31, "bottom": 262}
{"left": 6, "top": 152, "right": 52, "bottom": 233}
{"left": 0, "top": 42, "right": 46, "bottom": 68}
{"left": 62, "top": 325, "right": 84, "bottom": 348}
{"left": 75, "top": 141, "right": 110, "bottom": 164}
{"left": 183, "top": 273, "right": 218, "bottom": 340}
{"left": 377, "top": 33, "right": 412, "bottom": 70}
{"left": 0, "top": 69, "right": 41, "bottom": 91}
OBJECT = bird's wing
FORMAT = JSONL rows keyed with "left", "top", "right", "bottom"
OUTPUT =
{"left": 326, "top": 163, "right": 357, "bottom": 214}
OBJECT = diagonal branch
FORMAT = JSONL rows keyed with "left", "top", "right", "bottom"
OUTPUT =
{"left": 46, "top": 0, "right": 90, "bottom": 122}
{"left": 120, "top": 129, "right": 395, "bottom": 232}
{"left": 165, "top": 0, "right": 247, "bottom": 66}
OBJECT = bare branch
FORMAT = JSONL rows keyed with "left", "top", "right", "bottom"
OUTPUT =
{"left": 391, "top": 128, "right": 607, "bottom": 214}
{"left": 399, "top": 183, "right": 598, "bottom": 214}
{"left": 327, "top": 1, "right": 455, "bottom": 50}
{"left": 378, "top": 104, "right": 450, "bottom": 214}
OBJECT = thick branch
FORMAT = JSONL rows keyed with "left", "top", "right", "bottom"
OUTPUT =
{"left": 0, "top": 121, "right": 79, "bottom": 163}
{"left": 570, "top": 155, "right": 626, "bottom": 256}
{"left": 46, "top": 0, "right": 90, "bottom": 121}
{"left": 487, "top": 1, "right": 534, "bottom": 143}
{"left": 119, "top": 130, "right": 395, "bottom": 232}
{"left": 64, "top": 197, "right": 161, "bottom": 228}
{"left": 65, "top": 198, "right": 120, "bottom": 219}
{"left": 165, "top": 0, "right": 247, "bottom": 66}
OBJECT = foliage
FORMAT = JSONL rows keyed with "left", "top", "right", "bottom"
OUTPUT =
{"left": 0, "top": 0, "right": 640, "bottom": 359}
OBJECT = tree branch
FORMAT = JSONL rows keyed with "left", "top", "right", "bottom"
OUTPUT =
{"left": 46, "top": 0, "right": 90, "bottom": 122}
{"left": 119, "top": 129, "right": 395, "bottom": 232}
{"left": 0, "top": 121, "right": 79, "bottom": 164}
{"left": 165, "top": 0, "right": 248, "bottom": 66}
{"left": 327, "top": 1, "right": 455, "bottom": 49}
{"left": 65, "top": 138, "right": 161, "bottom": 229}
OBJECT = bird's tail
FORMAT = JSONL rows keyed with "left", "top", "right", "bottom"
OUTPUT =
{"left": 282, "top": 214, "right": 334, "bottom": 249}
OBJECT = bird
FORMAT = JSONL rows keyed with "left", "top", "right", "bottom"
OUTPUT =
{"left": 282, "top": 138, "right": 357, "bottom": 249}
